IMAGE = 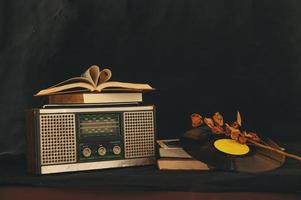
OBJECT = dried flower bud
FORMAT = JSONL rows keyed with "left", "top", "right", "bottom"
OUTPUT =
{"left": 237, "top": 111, "right": 242, "bottom": 127}
{"left": 225, "top": 124, "right": 240, "bottom": 140}
{"left": 238, "top": 135, "right": 247, "bottom": 144}
{"left": 225, "top": 125, "right": 231, "bottom": 136}
{"left": 213, "top": 112, "right": 224, "bottom": 126}
{"left": 191, "top": 113, "right": 203, "bottom": 128}
{"left": 204, "top": 118, "right": 215, "bottom": 128}
{"left": 211, "top": 126, "right": 224, "bottom": 134}
{"left": 225, "top": 123, "right": 239, "bottom": 133}
{"left": 231, "top": 121, "right": 240, "bottom": 129}
{"left": 230, "top": 130, "right": 240, "bottom": 140}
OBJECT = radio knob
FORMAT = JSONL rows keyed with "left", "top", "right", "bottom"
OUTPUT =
{"left": 82, "top": 147, "right": 92, "bottom": 157}
{"left": 98, "top": 146, "right": 107, "bottom": 156}
{"left": 113, "top": 145, "right": 121, "bottom": 155}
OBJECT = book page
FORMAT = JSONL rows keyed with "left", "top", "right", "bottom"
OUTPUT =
{"left": 35, "top": 82, "right": 95, "bottom": 96}
{"left": 48, "top": 77, "right": 92, "bottom": 89}
{"left": 81, "top": 65, "right": 100, "bottom": 87}
{"left": 96, "top": 81, "right": 153, "bottom": 92}
{"left": 98, "top": 68, "right": 112, "bottom": 85}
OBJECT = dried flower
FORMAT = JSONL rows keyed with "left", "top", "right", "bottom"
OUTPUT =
{"left": 231, "top": 121, "right": 240, "bottom": 129}
{"left": 204, "top": 118, "right": 215, "bottom": 128}
{"left": 237, "top": 111, "right": 242, "bottom": 127}
{"left": 225, "top": 123, "right": 238, "bottom": 133}
{"left": 211, "top": 126, "right": 224, "bottom": 134}
{"left": 230, "top": 131, "right": 240, "bottom": 140}
{"left": 238, "top": 135, "right": 247, "bottom": 144}
{"left": 191, "top": 113, "right": 203, "bottom": 128}
{"left": 213, "top": 112, "right": 224, "bottom": 126}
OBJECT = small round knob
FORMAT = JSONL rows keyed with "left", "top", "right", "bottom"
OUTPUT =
{"left": 82, "top": 147, "right": 92, "bottom": 157}
{"left": 113, "top": 145, "right": 121, "bottom": 155}
{"left": 98, "top": 146, "right": 107, "bottom": 156}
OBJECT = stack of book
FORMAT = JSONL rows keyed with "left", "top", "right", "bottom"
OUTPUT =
{"left": 156, "top": 139, "right": 209, "bottom": 170}
{"left": 35, "top": 65, "right": 154, "bottom": 105}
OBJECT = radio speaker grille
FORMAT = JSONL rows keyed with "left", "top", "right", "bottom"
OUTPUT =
{"left": 39, "top": 114, "right": 77, "bottom": 165}
{"left": 123, "top": 111, "right": 155, "bottom": 158}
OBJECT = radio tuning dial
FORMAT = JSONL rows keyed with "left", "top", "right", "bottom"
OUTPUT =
{"left": 82, "top": 147, "right": 92, "bottom": 158}
{"left": 98, "top": 146, "right": 107, "bottom": 156}
{"left": 113, "top": 145, "right": 121, "bottom": 155}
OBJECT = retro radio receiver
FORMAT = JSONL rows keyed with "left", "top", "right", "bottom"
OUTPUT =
{"left": 26, "top": 105, "right": 156, "bottom": 174}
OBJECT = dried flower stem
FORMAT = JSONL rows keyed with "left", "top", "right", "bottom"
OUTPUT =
{"left": 248, "top": 139, "right": 301, "bottom": 162}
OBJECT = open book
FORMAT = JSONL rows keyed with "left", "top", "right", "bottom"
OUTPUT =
{"left": 35, "top": 65, "right": 154, "bottom": 96}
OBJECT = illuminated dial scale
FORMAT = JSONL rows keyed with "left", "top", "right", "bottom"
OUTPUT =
{"left": 78, "top": 113, "right": 123, "bottom": 161}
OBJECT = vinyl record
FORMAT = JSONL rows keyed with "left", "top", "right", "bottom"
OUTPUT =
{"left": 181, "top": 128, "right": 285, "bottom": 173}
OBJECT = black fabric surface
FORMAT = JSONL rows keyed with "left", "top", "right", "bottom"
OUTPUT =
{"left": 0, "top": 142, "right": 300, "bottom": 192}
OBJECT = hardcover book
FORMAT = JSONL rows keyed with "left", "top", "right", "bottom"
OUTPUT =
{"left": 48, "top": 92, "right": 143, "bottom": 104}
{"left": 156, "top": 139, "right": 209, "bottom": 170}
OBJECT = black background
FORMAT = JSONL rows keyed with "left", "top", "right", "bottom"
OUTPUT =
{"left": 0, "top": 0, "right": 301, "bottom": 155}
